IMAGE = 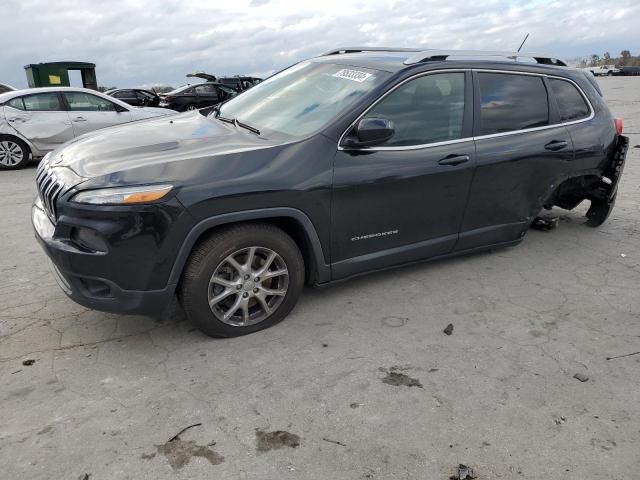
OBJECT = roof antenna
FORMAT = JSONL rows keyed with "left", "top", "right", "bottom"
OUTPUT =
{"left": 517, "top": 33, "right": 530, "bottom": 52}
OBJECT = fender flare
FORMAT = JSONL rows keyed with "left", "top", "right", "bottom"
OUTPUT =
{"left": 166, "top": 207, "right": 331, "bottom": 287}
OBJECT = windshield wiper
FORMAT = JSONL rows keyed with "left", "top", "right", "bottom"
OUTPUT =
{"left": 233, "top": 119, "right": 260, "bottom": 135}
{"left": 211, "top": 105, "right": 260, "bottom": 135}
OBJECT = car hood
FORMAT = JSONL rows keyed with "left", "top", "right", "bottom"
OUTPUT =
{"left": 130, "top": 106, "right": 175, "bottom": 118}
{"left": 47, "top": 111, "right": 280, "bottom": 179}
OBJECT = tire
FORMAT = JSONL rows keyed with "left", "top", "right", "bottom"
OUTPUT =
{"left": 607, "top": 71, "right": 613, "bottom": 76}
{"left": 0, "top": 136, "right": 30, "bottom": 170}
{"left": 585, "top": 193, "right": 616, "bottom": 227}
{"left": 179, "top": 223, "right": 305, "bottom": 337}
{"left": 185, "top": 104, "right": 198, "bottom": 111}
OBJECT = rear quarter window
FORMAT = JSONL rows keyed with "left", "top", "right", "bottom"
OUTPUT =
{"left": 548, "top": 78, "right": 591, "bottom": 122}
{"left": 8, "top": 98, "right": 25, "bottom": 110}
{"left": 478, "top": 73, "right": 549, "bottom": 135}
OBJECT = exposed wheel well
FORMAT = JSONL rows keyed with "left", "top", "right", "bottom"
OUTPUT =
{"left": 545, "top": 174, "right": 603, "bottom": 211}
{"left": 181, "top": 217, "right": 320, "bottom": 286}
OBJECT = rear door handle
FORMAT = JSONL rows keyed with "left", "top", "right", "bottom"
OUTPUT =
{"left": 73, "top": 117, "right": 87, "bottom": 122}
{"left": 544, "top": 140, "right": 569, "bottom": 151}
{"left": 438, "top": 154, "right": 470, "bottom": 166}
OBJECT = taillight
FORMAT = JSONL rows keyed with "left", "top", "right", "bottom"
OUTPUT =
{"left": 614, "top": 118, "right": 623, "bottom": 135}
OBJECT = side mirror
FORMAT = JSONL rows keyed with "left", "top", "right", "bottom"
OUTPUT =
{"left": 115, "top": 104, "right": 128, "bottom": 113}
{"left": 344, "top": 117, "right": 395, "bottom": 148}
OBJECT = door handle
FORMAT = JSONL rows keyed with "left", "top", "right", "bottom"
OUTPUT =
{"left": 7, "top": 117, "right": 26, "bottom": 123}
{"left": 73, "top": 117, "right": 87, "bottom": 122}
{"left": 544, "top": 140, "right": 568, "bottom": 151}
{"left": 438, "top": 154, "right": 470, "bottom": 166}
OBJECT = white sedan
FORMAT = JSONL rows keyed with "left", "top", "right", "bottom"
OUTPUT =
{"left": 0, "top": 87, "right": 176, "bottom": 170}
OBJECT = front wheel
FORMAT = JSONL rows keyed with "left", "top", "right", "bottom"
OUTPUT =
{"left": 184, "top": 104, "right": 198, "bottom": 111}
{"left": 179, "top": 223, "right": 305, "bottom": 337}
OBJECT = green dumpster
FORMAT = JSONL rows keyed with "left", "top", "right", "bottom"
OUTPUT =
{"left": 24, "top": 62, "right": 97, "bottom": 90}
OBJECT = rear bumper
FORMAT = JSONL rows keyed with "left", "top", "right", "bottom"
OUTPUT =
{"left": 32, "top": 198, "right": 175, "bottom": 315}
{"left": 607, "top": 135, "right": 629, "bottom": 199}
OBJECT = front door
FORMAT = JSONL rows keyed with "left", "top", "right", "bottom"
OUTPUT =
{"left": 331, "top": 71, "right": 475, "bottom": 279}
{"left": 62, "top": 92, "right": 131, "bottom": 137}
{"left": 4, "top": 92, "right": 74, "bottom": 152}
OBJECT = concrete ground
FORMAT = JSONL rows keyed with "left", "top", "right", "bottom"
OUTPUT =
{"left": 1, "top": 77, "right": 639, "bottom": 480}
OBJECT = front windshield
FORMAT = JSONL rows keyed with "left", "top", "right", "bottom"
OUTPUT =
{"left": 217, "top": 62, "right": 389, "bottom": 137}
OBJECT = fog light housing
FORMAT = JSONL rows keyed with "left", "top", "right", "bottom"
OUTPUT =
{"left": 80, "top": 278, "right": 112, "bottom": 297}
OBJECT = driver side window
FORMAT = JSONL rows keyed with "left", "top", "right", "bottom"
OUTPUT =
{"left": 366, "top": 72, "right": 466, "bottom": 147}
{"left": 64, "top": 92, "right": 120, "bottom": 112}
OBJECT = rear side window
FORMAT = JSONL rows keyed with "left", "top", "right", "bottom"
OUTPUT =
{"left": 20, "top": 93, "right": 63, "bottom": 111}
{"left": 112, "top": 90, "right": 131, "bottom": 99}
{"left": 548, "top": 78, "right": 591, "bottom": 122}
{"left": 478, "top": 73, "right": 549, "bottom": 135}
{"left": 365, "top": 72, "right": 466, "bottom": 146}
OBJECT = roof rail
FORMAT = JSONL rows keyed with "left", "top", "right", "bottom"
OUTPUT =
{"left": 403, "top": 49, "right": 567, "bottom": 66}
{"left": 320, "top": 47, "right": 568, "bottom": 67}
{"left": 321, "top": 47, "right": 422, "bottom": 56}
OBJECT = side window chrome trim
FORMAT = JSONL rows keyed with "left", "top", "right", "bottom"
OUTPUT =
{"left": 338, "top": 69, "right": 595, "bottom": 152}
{"left": 337, "top": 68, "right": 469, "bottom": 151}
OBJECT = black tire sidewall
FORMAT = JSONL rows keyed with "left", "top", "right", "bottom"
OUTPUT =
{"left": 0, "top": 136, "right": 30, "bottom": 170}
{"left": 181, "top": 225, "right": 304, "bottom": 337}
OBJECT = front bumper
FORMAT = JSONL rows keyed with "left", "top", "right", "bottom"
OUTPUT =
{"left": 32, "top": 198, "right": 177, "bottom": 315}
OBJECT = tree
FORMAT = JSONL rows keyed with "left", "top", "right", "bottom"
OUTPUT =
{"left": 603, "top": 52, "right": 611, "bottom": 65}
{"left": 589, "top": 54, "right": 600, "bottom": 67}
{"left": 620, "top": 50, "right": 631, "bottom": 66}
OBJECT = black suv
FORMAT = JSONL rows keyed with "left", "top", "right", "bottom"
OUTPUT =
{"left": 158, "top": 82, "right": 237, "bottom": 111}
{"left": 32, "top": 48, "right": 628, "bottom": 338}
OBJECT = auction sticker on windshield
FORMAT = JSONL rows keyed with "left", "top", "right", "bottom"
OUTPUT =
{"left": 332, "top": 69, "right": 373, "bottom": 82}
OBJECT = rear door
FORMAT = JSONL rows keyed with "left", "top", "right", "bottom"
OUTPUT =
{"left": 4, "top": 92, "right": 74, "bottom": 152}
{"left": 458, "top": 71, "right": 574, "bottom": 250}
{"left": 331, "top": 71, "right": 475, "bottom": 278}
{"left": 62, "top": 91, "right": 132, "bottom": 136}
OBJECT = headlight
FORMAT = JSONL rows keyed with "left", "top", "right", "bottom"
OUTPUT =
{"left": 71, "top": 185, "right": 173, "bottom": 205}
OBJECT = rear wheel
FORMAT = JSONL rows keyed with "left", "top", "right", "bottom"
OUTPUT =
{"left": 180, "top": 223, "right": 305, "bottom": 337}
{"left": 185, "top": 104, "right": 198, "bottom": 111}
{"left": 585, "top": 193, "right": 617, "bottom": 227}
{"left": 0, "top": 136, "right": 30, "bottom": 170}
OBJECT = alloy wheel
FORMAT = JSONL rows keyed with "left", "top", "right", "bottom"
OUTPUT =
{"left": 0, "top": 141, "right": 23, "bottom": 167}
{"left": 208, "top": 246, "right": 289, "bottom": 327}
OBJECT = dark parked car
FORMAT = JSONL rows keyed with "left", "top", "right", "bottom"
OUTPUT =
{"left": 158, "top": 83, "right": 237, "bottom": 111}
{"left": 0, "top": 83, "right": 17, "bottom": 95}
{"left": 105, "top": 88, "right": 160, "bottom": 107}
{"left": 33, "top": 48, "right": 628, "bottom": 338}
{"left": 218, "top": 76, "right": 262, "bottom": 92}
{"left": 619, "top": 66, "right": 640, "bottom": 76}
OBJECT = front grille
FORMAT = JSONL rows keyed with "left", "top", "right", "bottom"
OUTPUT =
{"left": 36, "top": 161, "right": 66, "bottom": 220}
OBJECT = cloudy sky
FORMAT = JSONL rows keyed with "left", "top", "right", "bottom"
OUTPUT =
{"left": 2, "top": 0, "right": 639, "bottom": 89}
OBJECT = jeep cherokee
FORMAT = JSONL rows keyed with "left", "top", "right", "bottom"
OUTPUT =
{"left": 32, "top": 48, "right": 629, "bottom": 337}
